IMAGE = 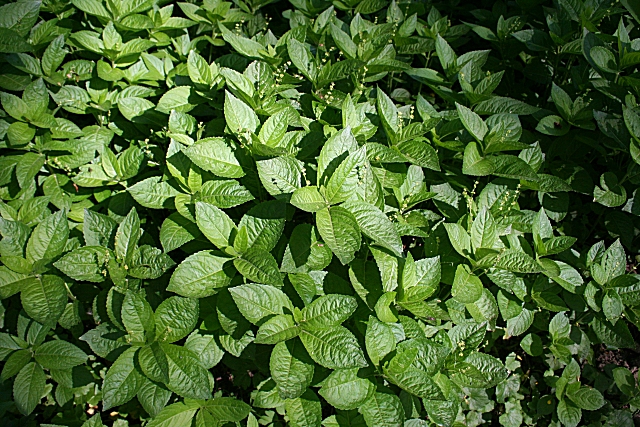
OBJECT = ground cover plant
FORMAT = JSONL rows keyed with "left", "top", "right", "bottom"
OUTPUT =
{"left": 2, "top": 0, "right": 640, "bottom": 426}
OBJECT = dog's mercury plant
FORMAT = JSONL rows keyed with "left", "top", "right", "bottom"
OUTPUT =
{"left": 1, "top": 0, "right": 640, "bottom": 426}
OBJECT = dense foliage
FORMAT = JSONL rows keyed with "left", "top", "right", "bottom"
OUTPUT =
{"left": 3, "top": 0, "right": 640, "bottom": 426}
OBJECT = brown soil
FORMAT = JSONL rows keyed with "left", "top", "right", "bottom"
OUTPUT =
{"left": 595, "top": 344, "right": 640, "bottom": 379}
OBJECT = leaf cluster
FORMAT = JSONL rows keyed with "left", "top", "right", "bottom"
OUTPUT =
{"left": 2, "top": 0, "right": 640, "bottom": 426}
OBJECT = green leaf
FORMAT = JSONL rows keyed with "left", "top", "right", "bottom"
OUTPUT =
{"left": 0, "top": 3, "right": 635, "bottom": 423}
{"left": 545, "top": 260, "right": 584, "bottom": 293}
{"left": 139, "top": 343, "right": 170, "bottom": 383}
{"left": 1, "top": 92, "right": 28, "bottom": 120}
{"left": 285, "top": 389, "right": 322, "bottom": 427}
{"left": 549, "top": 312, "right": 571, "bottom": 343}
{"left": 115, "top": 149, "right": 145, "bottom": 182}
{"left": 536, "top": 115, "right": 570, "bottom": 136}
{"left": 270, "top": 339, "right": 315, "bottom": 399}
{"left": 258, "top": 109, "right": 290, "bottom": 146}
{"left": 342, "top": 201, "right": 403, "bottom": 256}
{"left": 195, "top": 202, "right": 236, "bottom": 249}
{"left": 34, "top": 340, "right": 87, "bottom": 370}
{"left": 471, "top": 207, "right": 497, "bottom": 251}
{"left": 452, "top": 265, "right": 483, "bottom": 304}
{"left": 26, "top": 210, "right": 68, "bottom": 263}
{"left": 0, "top": 219, "right": 30, "bottom": 259}
{"left": 2, "top": 350, "right": 31, "bottom": 382}
{"left": 557, "top": 399, "right": 582, "bottom": 427}
{"left": 457, "top": 103, "right": 487, "bottom": 142}
{"left": 319, "top": 368, "right": 374, "bottom": 410}
{"left": 154, "top": 297, "right": 198, "bottom": 343}
{"left": 383, "top": 352, "right": 444, "bottom": 399}
{"left": 54, "top": 246, "right": 108, "bottom": 283}
{"left": 21, "top": 275, "right": 67, "bottom": 325}
{"left": 24, "top": 78, "right": 49, "bottom": 117}
{"left": 256, "top": 156, "right": 303, "bottom": 197}
{"left": 602, "top": 239, "right": 626, "bottom": 282}
{"left": 187, "top": 50, "right": 214, "bottom": 86}
{"left": 543, "top": 236, "right": 577, "bottom": 256}
{"left": 115, "top": 208, "right": 140, "bottom": 265}
{"left": 156, "top": 86, "right": 197, "bottom": 114}
{"left": 494, "top": 250, "right": 541, "bottom": 273}
{"left": 299, "top": 326, "right": 368, "bottom": 369}
{"left": 0, "top": 28, "right": 32, "bottom": 53}
{"left": 590, "top": 46, "right": 618, "bottom": 73}
{"left": 323, "top": 146, "right": 367, "bottom": 205}
{"left": 316, "top": 207, "right": 361, "bottom": 265}
{"left": 0, "top": 333, "right": 25, "bottom": 360}
{"left": 590, "top": 315, "right": 634, "bottom": 348}
{"left": 42, "top": 35, "right": 67, "bottom": 76}
{"left": 229, "top": 283, "right": 293, "bottom": 325}
{"left": 121, "top": 291, "right": 154, "bottom": 342}
{"left": 594, "top": 172, "right": 627, "bottom": 207}
{"left": 492, "top": 155, "right": 539, "bottom": 181}
{"left": 0, "top": 267, "right": 33, "bottom": 299}
{"left": 443, "top": 223, "right": 471, "bottom": 257}
{"left": 551, "top": 83, "right": 574, "bottom": 121}
{"left": 160, "top": 213, "right": 200, "bottom": 253}
{"left": 603, "top": 291, "right": 624, "bottom": 324}
{"left": 365, "top": 316, "right": 396, "bottom": 365}
{"left": 287, "top": 38, "right": 315, "bottom": 82}
{"left": 102, "top": 347, "right": 143, "bottom": 411}
{"left": 7, "top": 122, "right": 34, "bottom": 146}
{"left": 137, "top": 380, "right": 172, "bottom": 418}
{"left": 219, "top": 23, "right": 265, "bottom": 58}
{"left": 202, "top": 397, "right": 251, "bottom": 422}
{"left": 462, "top": 142, "right": 494, "bottom": 176}
{"left": 81, "top": 415, "right": 105, "bottom": 427}
{"left": 184, "top": 138, "right": 244, "bottom": 179}
{"left": 435, "top": 34, "right": 457, "bottom": 74}
{"left": 567, "top": 387, "right": 604, "bottom": 411}
{"left": 146, "top": 401, "right": 200, "bottom": 427}
{"left": 376, "top": 88, "right": 398, "bottom": 138}
{"left": 613, "top": 367, "right": 635, "bottom": 396}
{"left": 224, "top": 90, "right": 259, "bottom": 134}
{"left": 506, "top": 307, "right": 534, "bottom": 337}
{"left": 359, "top": 391, "right": 405, "bottom": 427}
{"left": 374, "top": 292, "right": 398, "bottom": 323}
{"left": 624, "top": 105, "right": 640, "bottom": 142}
{"left": 83, "top": 209, "right": 117, "bottom": 247}
{"left": 318, "top": 127, "right": 358, "bottom": 179}
{"left": 450, "top": 352, "right": 508, "bottom": 388}
{"left": 71, "top": 0, "right": 110, "bottom": 18}
{"left": 161, "top": 343, "right": 212, "bottom": 399}
{"left": 183, "top": 332, "right": 222, "bottom": 370}
{"left": 520, "top": 333, "right": 544, "bottom": 356}
{"left": 396, "top": 139, "right": 440, "bottom": 171}
{"left": 234, "top": 200, "right": 286, "bottom": 253}
{"left": 233, "top": 247, "right": 284, "bottom": 287}
{"left": 284, "top": 224, "right": 333, "bottom": 273}
{"left": 128, "top": 177, "right": 181, "bottom": 209}
{"left": 330, "top": 23, "right": 357, "bottom": 59}
{"left": 168, "top": 251, "right": 234, "bottom": 298}
{"left": 129, "top": 245, "right": 175, "bottom": 280}
{"left": 291, "top": 186, "right": 327, "bottom": 212}
{"left": 79, "top": 323, "right": 127, "bottom": 361}
{"left": 0, "top": 1, "right": 41, "bottom": 37}
{"left": 119, "top": 97, "right": 154, "bottom": 121}
{"left": 13, "top": 362, "right": 46, "bottom": 415}
{"left": 299, "top": 294, "right": 358, "bottom": 330}
{"left": 255, "top": 314, "right": 300, "bottom": 344}
{"left": 423, "top": 399, "right": 458, "bottom": 427}
{"left": 196, "top": 179, "right": 254, "bottom": 208}
{"left": 622, "top": 0, "right": 640, "bottom": 24}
